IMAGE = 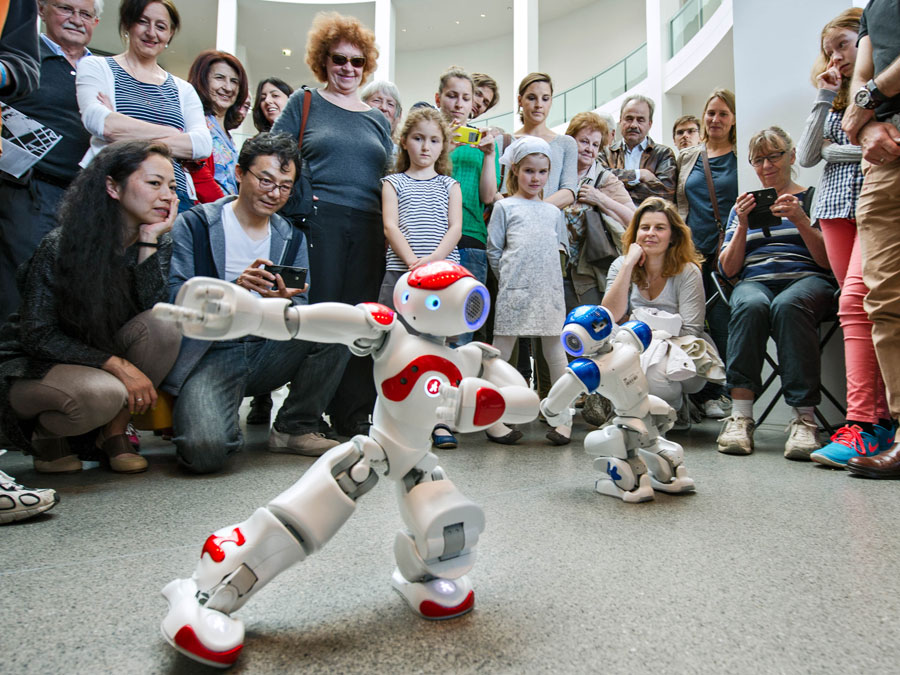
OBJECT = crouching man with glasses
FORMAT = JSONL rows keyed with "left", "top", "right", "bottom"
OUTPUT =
{"left": 163, "top": 133, "right": 346, "bottom": 473}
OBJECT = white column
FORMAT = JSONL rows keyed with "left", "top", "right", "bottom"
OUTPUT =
{"left": 644, "top": 0, "right": 667, "bottom": 142}
{"left": 216, "top": 0, "right": 237, "bottom": 55}
{"left": 513, "top": 0, "right": 538, "bottom": 116}
{"left": 373, "top": 0, "right": 396, "bottom": 83}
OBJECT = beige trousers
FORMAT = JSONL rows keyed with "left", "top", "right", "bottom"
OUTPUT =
{"left": 9, "top": 310, "right": 181, "bottom": 439}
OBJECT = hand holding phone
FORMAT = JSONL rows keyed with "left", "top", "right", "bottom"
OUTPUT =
{"left": 265, "top": 264, "right": 307, "bottom": 290}
{"left": 452, "top": 126, "right": 483, "bottom": 146}
{"left": 746, "top": 187, "right": 779, "bottom": 236}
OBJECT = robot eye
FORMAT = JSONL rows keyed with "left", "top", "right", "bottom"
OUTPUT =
{"left": 425, "top": 294, "right": 441, "bottom": 310}
{"left": 400, "top": 291, "right": 410, "bottom": 304}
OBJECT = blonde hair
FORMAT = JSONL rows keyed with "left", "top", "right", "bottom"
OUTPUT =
{"left": 507, "top": 152, "right": 550, "bottom": 198}
{"left": 305, "top": 12, "right": 378, "bottom": 84}
{"left": 700, "top": 88, "right": 737, "bottom": 147}
{"left": 748, "top": 125, "right": 793, "bottom": 159}
{"left": 437, "top": 66, "right": 474, "bottom": 95}
{"left": 394, "top": 107, "right": 452, "bottom": 176}
{"left": 810, "top": 7, "right": 863, "bottom": 112}
{"left": 622, "top": 198, "right": 703, "bottom": 288}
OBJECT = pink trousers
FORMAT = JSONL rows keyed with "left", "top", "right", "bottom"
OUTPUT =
{"left": 819, "top": 217, "right": 890, "bottom": 423}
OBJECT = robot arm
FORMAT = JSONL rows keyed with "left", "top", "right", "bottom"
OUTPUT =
{"left": 153, "top": 277, "right": 391, "bottom": 351}
{"left": 435, "top": 343, "right": 539, "bottom": 432}
{"left": 540, "top": 360, "right": 598, "bottom": 428}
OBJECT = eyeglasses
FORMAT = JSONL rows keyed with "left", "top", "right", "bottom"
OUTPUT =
{"left": 247, "top": 168, "right": 293, "bottom": 195}
{"left": 50, "top": 2, "right": 97, "bottom": 22}
{"left": 330, "top": 53, "right": 366, "bottom": 68}
{"left": 749, "top": 150, "right": 787, "bottom": 167}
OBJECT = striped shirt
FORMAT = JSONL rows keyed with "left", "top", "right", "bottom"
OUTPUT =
{"left": 721, "top": 190, "right": 831, "bottom": 283}
{"left": 814, "top": 109, "right": 864, "bottom": 220}
{"left": 382, "top": 172, "right": 459, "bottom": 271}
{"left": 109, "top": 57, "right": 188, "bottom": 194}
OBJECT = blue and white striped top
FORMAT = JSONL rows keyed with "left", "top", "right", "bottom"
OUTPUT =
{"left": 108, "top": 57, "right": 188, "bottom": 194}
{"left": 382, "top": 172, "right": 459, "bottom": 271}
{"left": 721, "top": 190, "right": 831, "bottom": 283}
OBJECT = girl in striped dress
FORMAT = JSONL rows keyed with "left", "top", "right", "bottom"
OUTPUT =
{"left": 378, "top": 106, "right": 462, "bottom": 307}
{"left": 378, "top": 106, "right": 462, "bottom": 449}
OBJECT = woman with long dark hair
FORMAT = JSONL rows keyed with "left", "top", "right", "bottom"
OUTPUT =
{"left": 253, "top": 77, "right": 293, "bottom": 133}
{"left": 0, "top": 140, "right": 182, "bottom": 474}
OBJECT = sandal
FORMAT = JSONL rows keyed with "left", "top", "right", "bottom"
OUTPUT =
{"left": 431, "top": 424, "right": 458, "bottom": 449}
{"left": 98, "top": 434, "right": 148, "bottom": 473}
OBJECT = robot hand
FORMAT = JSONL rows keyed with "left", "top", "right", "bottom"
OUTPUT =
{"left": 436, "top": 377, "right": 507, "bottom": 432}
{"left": 539, "top": 397, "right": 572, "bottom": 428}
{"left": 153, "top": 277, "right": 296, "bottom": 341}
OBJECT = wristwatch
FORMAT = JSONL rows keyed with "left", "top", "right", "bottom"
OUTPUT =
{"left": 854, "top": 79, "right": 886, "bottom": 110}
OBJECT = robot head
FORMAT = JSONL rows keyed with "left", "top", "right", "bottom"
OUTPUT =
{"left": 560, "top": 305, "right": 613, "bottom": 357}
{"left": 393, "top": 261, "right": 490, "bottom": 337}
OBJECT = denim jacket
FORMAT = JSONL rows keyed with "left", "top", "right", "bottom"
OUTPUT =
{"left": 163, "top": 196, "right": 309, "bottom": 395}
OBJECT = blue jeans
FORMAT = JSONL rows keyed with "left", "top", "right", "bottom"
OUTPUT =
{"left": 173, "top": 337, "right": 348, "bottom": 473}
{"left": 455, "top": 247, "right": 488, "bottom": 345}
{"left": 726, "top": 276, "right": 836, "bottom": 407}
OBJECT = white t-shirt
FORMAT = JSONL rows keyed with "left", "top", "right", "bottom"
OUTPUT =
{"left": 223, "top": 202, "right": 271, "bottom": 295}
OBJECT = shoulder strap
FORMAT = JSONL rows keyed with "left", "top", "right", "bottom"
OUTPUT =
{"left": 802, "top": 186, "right": 815, "bottom": 216}
{"left": 280, "top": 226, "right": 303, "bottom": 266}
{"left": 700, "top": 146, "right": 723, "bottom": 233}
{"left": 298, "top": 86, "right": 312, "bottom": 151}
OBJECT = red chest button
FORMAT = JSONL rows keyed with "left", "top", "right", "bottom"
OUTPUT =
{"left": 382, "top": 355, "right": 463, "bottom": 402}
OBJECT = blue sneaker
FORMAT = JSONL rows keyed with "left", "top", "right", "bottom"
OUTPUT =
{"left": 810, "top": 424, "right": 893, "bottom": 468}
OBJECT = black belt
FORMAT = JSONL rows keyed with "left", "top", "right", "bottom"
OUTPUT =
{"left": 31, "top": 169, "right": 74, "bottom": 190}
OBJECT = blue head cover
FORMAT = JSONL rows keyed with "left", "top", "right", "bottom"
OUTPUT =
{"left": 560, "top": 305, "right": 614, "bottom": 357}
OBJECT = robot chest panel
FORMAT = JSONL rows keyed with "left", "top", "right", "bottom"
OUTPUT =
{"left": 595, "top": 351, "right": 648, "bottom": 400}
{"left": 377, "top": 343, "right": 464, "bottom": 406}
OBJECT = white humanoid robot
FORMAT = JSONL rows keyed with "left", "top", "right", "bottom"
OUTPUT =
{"left": 152, "top": 261, "right": 539, "bottom": 668}
{"left": 539, "top": 305, "right": 695, "bottom": 503}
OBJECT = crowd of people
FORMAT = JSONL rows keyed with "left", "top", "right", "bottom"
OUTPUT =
{"left": 1, "top": 0, "right": 899, "bottom": 523}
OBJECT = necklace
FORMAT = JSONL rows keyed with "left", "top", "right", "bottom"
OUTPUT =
{"left": 121, "top": 54, "right": 164, "bottom": 85}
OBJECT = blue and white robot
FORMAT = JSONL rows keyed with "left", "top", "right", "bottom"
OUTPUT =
{"left": 539, "top": 305, "right": 695, "bottom": 503}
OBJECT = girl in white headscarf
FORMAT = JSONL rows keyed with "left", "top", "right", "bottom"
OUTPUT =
{"left": 486, "top": 137, "right": 571, "bottom": 445}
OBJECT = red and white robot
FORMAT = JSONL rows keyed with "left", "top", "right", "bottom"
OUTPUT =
{"left": 152, "top": 261, "right": 539, "bottom": 668}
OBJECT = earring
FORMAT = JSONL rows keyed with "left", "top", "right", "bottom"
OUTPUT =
{"left": 165, "top": 43, "right": 169, "bottom": 49}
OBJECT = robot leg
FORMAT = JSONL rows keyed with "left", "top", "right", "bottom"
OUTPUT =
{"left": 583, "top": 425, "right": 654, "bottom": 503}
{"left": 392, "top": 466, "right": 485, "bottom": 619}
{"left": 161, "top": 437, "right": 380, "bottom": 668}
{"left": 638, "top": 437, "right": 695, "bottom": 494}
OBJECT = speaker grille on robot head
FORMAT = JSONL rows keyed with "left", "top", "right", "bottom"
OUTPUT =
{"left": 564, "top": 333, "right": 583, "bottom": 354}
{"left": 465, "top": 290, "right": 485, "bottom": 325}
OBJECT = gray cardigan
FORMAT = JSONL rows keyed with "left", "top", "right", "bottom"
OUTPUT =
{"left": 163, "top": 197, "right": 309, "bottom": 394}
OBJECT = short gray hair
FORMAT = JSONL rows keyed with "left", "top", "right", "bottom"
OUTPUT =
{"left": 360, "top": 80, "right": 403, "bottom": 120}
{"left": 620, "top": 94, "right": 655, "bottom": 121}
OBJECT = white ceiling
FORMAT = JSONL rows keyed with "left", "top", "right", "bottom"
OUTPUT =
{"left": 86, "top": 0, "right": 603, "bottom": 88}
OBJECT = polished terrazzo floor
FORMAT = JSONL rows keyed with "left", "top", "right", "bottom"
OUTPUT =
{"left": 3, "top": 405, "right": 899, "bottom": 674}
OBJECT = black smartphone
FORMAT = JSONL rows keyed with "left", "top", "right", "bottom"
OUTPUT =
{"left": 265, "top": 265, "right": 307, "bottom": 289}
{"left": 746, "top": 187, "right": 779, "bottom": 236}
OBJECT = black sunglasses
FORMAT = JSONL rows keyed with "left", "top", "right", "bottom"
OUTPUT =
{"left": 330, "top": 53, "right": 366, "bottom": 68}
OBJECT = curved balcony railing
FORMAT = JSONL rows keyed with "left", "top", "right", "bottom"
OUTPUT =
{"left": 475, "top": 42, "right": 648, "bottom": 131}
{"left": 669, "top": 0, "right": 722, "bottom": 58}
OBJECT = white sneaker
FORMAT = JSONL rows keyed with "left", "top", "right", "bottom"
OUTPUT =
{"left": 0, "top": 452, "right": 59, "bottom": 524}
{"left": 702, "top": 398, "right": 727, "bottom": 419}
{"left": 717, "top": 415, "right": 755, "bottom": 455}
{"left": 784, "top": 415, "right": 820, "bottom": 460}
{"left": 268, "top": 429, "right": 339, "bottom": 457}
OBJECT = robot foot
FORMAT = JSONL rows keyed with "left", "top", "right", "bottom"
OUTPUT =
{"left": 595, "top": 473, "right": 655, "bottom": 503}
{"left": 161, "top": 578, "right": 245, "bottom": 669}
{"left": 391, "top": 568, "right": 475, "bottom": 620}
{"left": 649, "top": 465, "right": 696, "bottom": 494}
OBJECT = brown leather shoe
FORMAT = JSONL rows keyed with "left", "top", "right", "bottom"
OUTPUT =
{"left": 99, "top": 434, "right": 148, "bottom": 473}
{"left": 846, "top": 443, "right": 900, "bottom": 479}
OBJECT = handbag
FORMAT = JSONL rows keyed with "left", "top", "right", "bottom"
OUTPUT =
{"left": 278, "top": 86, "right": 314, "bottom": 227}
{"left": 581, "top": 170, "right": 621, "bottom": 266}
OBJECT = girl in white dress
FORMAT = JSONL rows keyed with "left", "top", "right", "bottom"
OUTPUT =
{"left": 487, "top": 137, "right": 570, "bottom": 445}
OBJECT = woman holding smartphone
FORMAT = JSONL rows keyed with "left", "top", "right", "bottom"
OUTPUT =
{"left": 716, "top": 126, "right": 835, "bottom": 461}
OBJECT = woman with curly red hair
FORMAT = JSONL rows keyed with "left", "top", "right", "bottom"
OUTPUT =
{"left": 272, "top": 12, "right": 393, "bottom": 438}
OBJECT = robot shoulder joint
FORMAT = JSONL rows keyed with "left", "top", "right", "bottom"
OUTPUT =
{"left": 358, "top": 302, "right": 397, "bottom": 329}
{"left": 568, "top": 358, "right": 601, "bottom": 393}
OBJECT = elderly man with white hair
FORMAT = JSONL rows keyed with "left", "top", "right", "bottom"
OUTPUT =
{"left": 0, "top": 0, "right": 104, "bottom": 319}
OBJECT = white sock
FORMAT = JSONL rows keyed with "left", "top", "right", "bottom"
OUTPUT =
{"left": 793, "top": 406, "right": 814, "bottom": 421}
{"left": 732, "top": 399, "right": 754, "bottom": 419}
